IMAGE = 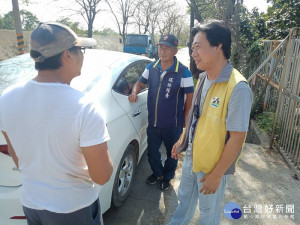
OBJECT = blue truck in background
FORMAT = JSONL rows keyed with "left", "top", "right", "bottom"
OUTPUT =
{"left": 123, "top": 34, "right": 158, "bottom": 59}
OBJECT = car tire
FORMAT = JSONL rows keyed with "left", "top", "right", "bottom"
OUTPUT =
{"left": 112, "top": 144, "right": 137, "bottom": 207}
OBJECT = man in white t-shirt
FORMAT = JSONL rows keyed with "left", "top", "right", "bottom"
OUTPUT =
{"left": 0, "top": 22, "right": 113, "bottom": 225}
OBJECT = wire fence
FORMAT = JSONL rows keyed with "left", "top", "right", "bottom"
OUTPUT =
{"left": 248, "top": 28, "right": 300, "bottom": 179}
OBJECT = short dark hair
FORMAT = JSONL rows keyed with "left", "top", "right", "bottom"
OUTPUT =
{"left": 30, "top": 46, "right": 78, "bottom": 71}
{"left": 192, "top": 21, "right": 231, "bottom": 59}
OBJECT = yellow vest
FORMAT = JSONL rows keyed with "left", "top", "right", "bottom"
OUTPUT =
{"left": 192, "top": 69, "right": 247, "bottom": 173}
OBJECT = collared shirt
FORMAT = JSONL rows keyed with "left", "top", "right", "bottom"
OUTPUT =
{"left": 139, "top": 57, "right": 194, "bottom": 127}
{"left": 140, "top": 58, "right": 194, "bottom": 93}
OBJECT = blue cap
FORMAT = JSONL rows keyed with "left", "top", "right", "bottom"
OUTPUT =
{"left": 158, "top": 34, "right": 178, "bottom": 47}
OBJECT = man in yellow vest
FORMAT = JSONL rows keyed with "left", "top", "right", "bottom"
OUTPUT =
{"left": 167, "top": 21, "right": 253, "bottom": 225}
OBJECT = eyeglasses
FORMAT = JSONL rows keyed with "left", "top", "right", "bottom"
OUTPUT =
{"left": 78, "top": 47, "right": 86, "bottom": 54}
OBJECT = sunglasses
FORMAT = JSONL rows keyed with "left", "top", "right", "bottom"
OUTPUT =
{"left": 78, "top": 47, "right": 85, "bottom": 54}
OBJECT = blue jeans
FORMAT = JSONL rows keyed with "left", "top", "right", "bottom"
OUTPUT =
{"left": 168, "top": 155, "right": 228, "bottom": 225}
{"left": 147, "top": 125, "right": 183, "bottom": 181}
{"left": 23, "top": 199, "right": 101, "bottom": 225}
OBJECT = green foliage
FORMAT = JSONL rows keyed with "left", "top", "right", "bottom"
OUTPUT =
{"left": 236, "top": 6, "right": 268, "bottom": 76}
{"left": 265, "top": 0, "right": 300, "bottom": 39}
{"left": 57, "top": 18, "right": 120, "bottom": 37}
{"left": 56, "top": 18, "right": 86, "bottom": 35}
{"left": 247, "top": 41, "right": 264, "bottom": 63}
{"left": 255, "top": 111, "right": 275, "bottom": 135}
{"left": 0, "top": 15, "right": 3, "bottom": 29}
{"left": 239, "top": 7, "right": 267, "bottom": 47}
{"left": 93, "top": 28, "right": 119, "bottom": 36}
{"left": 236, "top": 0, "right": 300, "bottom": 78}
{"left": 0, "top": 10, "right": 39, "bottom": 30}
{"left": 0, "top": 11, "right": 15, "bottom": 30}
{"left": 21, "top": 0, "right": 31, "bottom": 4}
{"left": 190, "top": 0, "right": 218, "bottom": 22}
{"left": 239, "top": 0, "right": 300, "bottom": 42}
{"left": 20, "top": 10, "right": 39, "bottom": 30}
{"left": 245, "top": 40, "right": 264, "bottom": 77}
{"left": 251, "top": 94, "right": 264, "bottom": 118}
{"left": 230, "top": 48, "right": 241, "bottom": 72}
{"left": 187, "top": 0, "right": 299, "bottom": 78}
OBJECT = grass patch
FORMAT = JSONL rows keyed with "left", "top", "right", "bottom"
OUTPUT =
{"left": 255, "top": 111, "right": 274, "bottom": 135}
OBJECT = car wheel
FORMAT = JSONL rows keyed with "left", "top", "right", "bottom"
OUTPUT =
{"left": 112, "top": 144, "right": 137, "bottom": 207}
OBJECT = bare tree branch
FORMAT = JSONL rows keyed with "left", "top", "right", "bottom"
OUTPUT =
{"left": 105, "top": 0, "right": 143, "bottom": 42}
{"left": 73, "top": 0, "right": 103, "bottom": 37}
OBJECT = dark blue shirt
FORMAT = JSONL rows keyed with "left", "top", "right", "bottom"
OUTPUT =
{"left": 139, "top": 57, "right": 194, "bottom": 127}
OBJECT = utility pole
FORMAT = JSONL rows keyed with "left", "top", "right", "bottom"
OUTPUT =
{"left": 12, "top": 0, "right": 24, "bottom": 55}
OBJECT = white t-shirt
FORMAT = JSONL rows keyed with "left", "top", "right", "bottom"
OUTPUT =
{"left": 0, "top": 80, "right": 110, "bottom": 213}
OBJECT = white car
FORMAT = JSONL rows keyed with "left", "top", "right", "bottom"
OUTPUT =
{"left": 0, "top": 49, "right": 150, "bottom": 224}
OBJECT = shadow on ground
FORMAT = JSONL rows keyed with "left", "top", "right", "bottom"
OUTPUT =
{"left": 103, "top": 147, "right": 179, "bottom": 225}
{"left": 103, "top": 143, "right": 300, "bottom": 225}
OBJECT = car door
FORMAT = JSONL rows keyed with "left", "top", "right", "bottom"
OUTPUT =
{"left": 111, "top": 60, "right": 150, "bottom": 152}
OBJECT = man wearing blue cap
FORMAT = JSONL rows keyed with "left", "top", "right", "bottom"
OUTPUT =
{"left": 128, "top": 34, "right": 194, "bottom": 190}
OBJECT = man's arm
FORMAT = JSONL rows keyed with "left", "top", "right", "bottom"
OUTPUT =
{"left": 181, "top": 68, "right": 194, "bottom": 126}
{"left": 82, "top": 142, "right": 113, "bottom": 185}
{"left": 2, "top": 131, "right": 19, "bottom": 168}
{"left": 184, "top": 93, "right": 193, "bottom": 127}
{"left": 171, "top": 127, "right": 186, "bottom": 160}
{"left": 128, "top": 81, "right": 145, "bottom": 102}
{"left": 199, "top": 131, "right": 246, "bottom": 194}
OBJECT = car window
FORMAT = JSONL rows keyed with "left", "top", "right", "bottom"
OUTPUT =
{"left": 125, "top": 35, "right": 147, "bottom": 47}
{"left": 113, "top": 60, "right": 149, "bottom": 95}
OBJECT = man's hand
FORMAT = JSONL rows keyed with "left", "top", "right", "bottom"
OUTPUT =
{"left": 128, "top": 81, "right": 145, "bottom": 103}
{"left": 128, "top": 93, "right": 138, "bottom": 102}
{"left": 184, "top": 93, "right": 193, "bottom": 127}
{"left": 198, "top": 131, "right": 246, "bottom": 195}
{"left": 2, "top": 131, "right": 18, "bottom": 168}
{"left": 199, "top": 172, "right": 222, "bottom": 195}
{"left": 171, "top": 140, "right": 182, "bottom": 160}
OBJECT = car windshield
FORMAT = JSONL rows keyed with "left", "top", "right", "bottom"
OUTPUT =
{"left": 0, "top": 54, "right": 35, "bottom": 94}
{"left": 125, "top": 35, "right": 147, "bottom": 47}
{"left": 0, "top": 49, "right": 140, "bottom": 95}
{"left": 0, "top": 52, "right": 109, "bottom": 95}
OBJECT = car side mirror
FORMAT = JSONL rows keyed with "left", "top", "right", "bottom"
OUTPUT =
{"left": 119, "top": 38, "right": 122, "bottom": 44}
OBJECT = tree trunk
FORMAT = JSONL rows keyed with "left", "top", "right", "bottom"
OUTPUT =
{"left": 88, "top": 22, "right": 93, "bottom": 38}
{"left": 189, "top": 4, "right": 201, "bottom": 79}
{"left": 12, "top": 0, "right": 24, "bottom": 55}
{"left": 122, "top": 34, "right": 126, "bottom": 44}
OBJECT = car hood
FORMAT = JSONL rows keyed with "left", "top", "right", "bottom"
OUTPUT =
{"left": 0, "top": 50, "right": 149, "bottom": 187}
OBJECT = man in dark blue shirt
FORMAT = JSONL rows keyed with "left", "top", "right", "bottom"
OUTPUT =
{"left": 128, "top": 34, "right": 194, "bottom": 190}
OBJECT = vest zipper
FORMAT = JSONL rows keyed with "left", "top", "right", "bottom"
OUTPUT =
{"left": 154, "top": 70, "right": 167, "bottom": 127}
{"left": 154, "top": 82, "right": 162, "bottom": 127}
{"left": 175, "top": 87, "right": 180, "bottom": 127}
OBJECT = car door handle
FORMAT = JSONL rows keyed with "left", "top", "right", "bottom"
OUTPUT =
{"left": 132, "top": 110, "right": 141, "bottom": 117}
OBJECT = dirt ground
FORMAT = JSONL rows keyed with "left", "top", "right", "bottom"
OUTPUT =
{"left": 0, "top": 29, "right": 122, "bottom": 61}
{"left": 103, "top": 143, "right": 300, "bottom": 225}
